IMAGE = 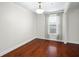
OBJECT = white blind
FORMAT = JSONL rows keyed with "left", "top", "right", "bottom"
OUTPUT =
{"left": 48, "top": 14, "right": 59, "bottom": 34}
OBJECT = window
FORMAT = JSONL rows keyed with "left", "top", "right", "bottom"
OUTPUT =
{"left": 48, "top": 14, "right": 59, "bottom": 34}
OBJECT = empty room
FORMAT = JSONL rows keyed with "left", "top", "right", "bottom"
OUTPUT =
{"left": 0, "top": 2, "right": 79, "bottom": 57}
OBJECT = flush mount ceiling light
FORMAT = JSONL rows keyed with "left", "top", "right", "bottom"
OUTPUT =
{"left": 36, "top": 2, "right": 44, "bottom": 14}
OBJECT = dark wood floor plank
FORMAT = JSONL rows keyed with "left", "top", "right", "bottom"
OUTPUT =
{"left": 2, "top": 38, "right": 79, "bottom": 57}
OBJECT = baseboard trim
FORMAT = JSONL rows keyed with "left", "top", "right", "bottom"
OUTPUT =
{"left": 0, "top": 37, "right": 36, "bottom": 56}
{"left": 67, "top": 42, "right": 79, "bottom": 44}
{"left": 37, "top": 37, "right": 64, "bottom": 42}
{"left": 64, "top": 41, "right": 68, "bottom": 44}
{"left": 37, "top": 38, "right": 69, "bottom": 44}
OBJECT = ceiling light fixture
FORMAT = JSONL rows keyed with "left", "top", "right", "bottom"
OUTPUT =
{"left": 36, "top": 2, "right": 44, "bottom": 14}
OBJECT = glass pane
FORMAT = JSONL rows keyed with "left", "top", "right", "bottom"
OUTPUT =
{"left": 48, "top": 14, "right": 59, "bottom": 34}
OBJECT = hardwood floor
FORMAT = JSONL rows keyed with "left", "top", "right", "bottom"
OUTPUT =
{"left": 3, "top": 38, "right": 79, "bottom": 57}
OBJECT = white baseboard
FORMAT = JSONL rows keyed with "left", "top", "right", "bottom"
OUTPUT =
{"left": 38, "top": 37, "right": 69, "bottom": 44}
{"left": 64, "top": 41, "right": 68, "bottom": 44}
{"left": 67, "top": 41, "right": 79, "bottom": 44}
{"left": 0, "top": 37, "right": 36, "bottom": 56}
{"left": 40, "top": 37, "right": 79, "bottom": 44}
{"left": 38, "top": 37, "right": 64, "bottom": 43}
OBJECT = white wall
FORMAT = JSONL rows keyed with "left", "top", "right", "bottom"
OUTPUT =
{"left": 58, "top": 13, "right": 63, "bottom": 40}
{"left": 67, "top": 8, "right": 79, "bottom": 44}
{"left": 0, "top": 2, "right": 37, "bottom": 55}
{"left": 62, "top": 3, "right": 70, "bottom": 43}
{"left": 63, "top": 2, "right": 79, "bottom": 44}
{"left": 36, "top": 14, "right": 45, "bottom": 39}
{"left": 62, "top": 12, "right": 68, "bottom": 43}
